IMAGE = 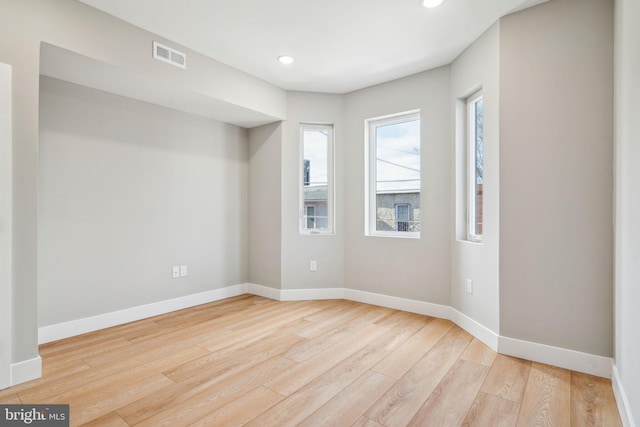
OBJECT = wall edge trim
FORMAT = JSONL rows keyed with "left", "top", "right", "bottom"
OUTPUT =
{"left": 38, "top": 284, "right": 246, "bottom": 344}
{"left": 10, "top": 356, "right": 42, "bottom": 387}
{"left": 450, "top": 308, "right": 499, "bottom": 351}
{"left": 34, "top": 284, "right": 613, "bottom": 386}
{"left": 343, "top": 288, "right": 452, "bottom": 319}
{"left": 612, "top": 363, "right": 637, "bottom": 427}
{"left": 499, "top": 335, "right": 613, "bottom": 378}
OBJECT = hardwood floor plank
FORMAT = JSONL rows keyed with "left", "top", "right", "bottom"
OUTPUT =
{"left": 372, "top": 310, "right": 424, "bottom": 327}
{"left": 571, "top": 371, "right": 623, "bottom": 427}
{"left": 0, "top": 298, "right": 622, "bottom": 426}
{"left": 134, "top": 356, "right": 295, "bottom": 427}
{"left": 45, "top": 337, "right": 132, "bottom": 367}
{"left": 38, "top": 319, "right": 156, "bottom": 358}
{"left": 225, "top": 300, "right": 324, "bottom": 332}
{"left": 516, "top": 362, "right": 571, "bottom": 427}
{"left": 299, "top": 370, "right": 395, "bottom": 427}
{"left": 18, "top": 346, "right": 209, "bottom": 404}
{"left": 301, "top": 300, "right": 352, "bottom": 322}
{"left": 247, "top": 343, "right": 393, "bottom": 427}
{"left": 481, "top": 354, "right": 532, "bottom": 402}
{"left": 408, "top": 359, "right": 489, "bottom": 426}
{"left": 461, "top": 338, "right": 498, "bottom": 367}
{"left": 461, "top": 391, "right": 521, "bottom": 427}
{"left": 266, "top": 323, "right": 389, "bottom": 395}
{"left": 79, "top": 411, "right": 129, "bottom": 427}
{"left": 164, "top": 330, "right": 306, "bottom": 384}
{"left": 126, "top": 298, "right": 281, "bottom": 344}
{"left": 0, "top": 393, "right": 22, "bottom": 404}
{"left": 365, "top": 326, "right": 473, "bottom": 427}
{"left": 71, "top": 374, "right": 174, "bottom": 425}
{"left": 352, "top": 416, "right": 385, "bottom": 427}
{"left": 368, "top": 312, "right": 434, "bottom": 351}
{"left": 116, "top": 339, "right": 299, "bottom": 426}
{"left": 188, "top": 386, "right": 284, "bottom": 427}
{"left": 296, "top": 301, "right": 368, "bottom": 338}
{"left": 284, "top": 309, "right": 391, "bottom": 363}
{"left": 198, "top": 314, "right": 313, "bottom": 355}
{"left": 372, "top": 317, "right": 452, "bottom": 379}
{"left": 0, "top": 359, "right": 92, "bottom": 400}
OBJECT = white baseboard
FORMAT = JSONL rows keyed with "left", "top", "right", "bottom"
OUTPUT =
{"left": 612, "top": 364, "right": 636, "bottom": 427}
{"left": 11, "top": 356, "right": 42, "bottom": 386}
{"left": 244, "top": 283, "right": 281, "bottom": 300}
{"left": 450, "top": 309, "right": 499, "bottom": 351}
{"left": 342, "top": 289, "right": 497, "bottom": 352}
{"left": 344, "top": 288, "right": 452, "bottom": 319}
{"left": 281, "top": 287, "right": 344, "bottom": 301}
{"left": 244, "top": 283, "right": 344, "bottom": 301}
{"left": 35, "top": 282, "right": 614, "bottom": 384}
{"left": 38, "top": 285, "right": 245, "bottom": 344}
{"left": 499, "top": 335, "right": 613, "bottom": 379}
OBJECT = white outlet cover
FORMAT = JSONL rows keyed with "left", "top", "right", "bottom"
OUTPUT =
{"left": 180, "top": 265, "right": 188, "bottom": 277}
{"left": 172, "top": 266, "right": 180, "bottom": 279}
{"left": 466, "top": 279, "right": 473, "bottom": 294}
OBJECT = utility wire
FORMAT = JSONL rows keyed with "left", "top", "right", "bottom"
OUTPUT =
{"left": 376, "top": 157, "right": 420, "bottom": 173}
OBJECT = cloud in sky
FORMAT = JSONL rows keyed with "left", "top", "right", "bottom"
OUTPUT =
{"left": 301, "top": 119, "right": 421, "bottom": 193}
{"left": 376, "top": 118, "right": 420, "bottom": 192}
{"left": 303, "top": 129, "right": 328, "bottom": 186}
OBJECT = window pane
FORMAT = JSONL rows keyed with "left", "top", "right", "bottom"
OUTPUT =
{"left": 374, "top": 117, "right": 420, "bottom": 233}
{"left": 473, "top": 98, "right": 483, "bottom": 236}
{"left": 302, "top": 127, "right": 330, "bottom": 231}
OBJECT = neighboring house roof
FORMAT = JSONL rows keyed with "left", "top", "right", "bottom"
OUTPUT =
{"left": 304, "top": 185, "right": 328, "bottom": 202}
{"left": 376, "top": 189, "right": 420, "bottom": 195}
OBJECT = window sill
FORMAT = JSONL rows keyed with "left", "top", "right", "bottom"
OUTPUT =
{"left": 300, "top": 230, "right": 335, "bottom": 236}
{"left": 366, "top": 232, "right": 420, "bottom": 239}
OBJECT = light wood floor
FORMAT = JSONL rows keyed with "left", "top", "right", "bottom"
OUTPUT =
{"left": 0, "top": 295, "right": 622, "bottom": 426}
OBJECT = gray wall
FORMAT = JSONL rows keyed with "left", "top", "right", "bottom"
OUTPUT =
{"left": 38, "top": 77, "right": 248, "bottom": 326}
{"left": 614, "top": 0, "right": 640, "bottom": 420}
{"left": 0, "top": 0, "right": 284, "bottom": 364}
{"left": 499, "top": 0, "right": 614, "bottom": 356}
{"left": 248, "top": 122, "right": 283, "bottom": 289}
{"left": 281, "top": 92, "right": 345, "bottom": 290}
{"left": 450, "top": 23, "right": 501, "bottom": 333}
{"left": 344, "top": 69, "right": 452, "bottom": 303}
{"left": 0, "top": 63, "right": 13, "bottom": 389}
{"left": 0, "top": 0, "right": 621, "bottom": 379}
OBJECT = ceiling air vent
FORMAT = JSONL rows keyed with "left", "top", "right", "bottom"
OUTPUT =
{"left": 153, "top": 41, "right": 186, "bottom": 69}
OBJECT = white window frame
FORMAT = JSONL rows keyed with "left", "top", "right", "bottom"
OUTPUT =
{"left": 300, "top": 123, "right": 334, "bottom": 235}
{"left": 467, "top": 91, "right": 483, "bottom": 243}
{"left": 365, "top": 110, "right": 421, "bottom": 238}
{"left": 305, "top": 205, "right": 316, "bottom": 230}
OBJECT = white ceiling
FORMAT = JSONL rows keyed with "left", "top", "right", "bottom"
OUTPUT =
{"left": 77, "top": 0, "right": 548, "bottom": 94}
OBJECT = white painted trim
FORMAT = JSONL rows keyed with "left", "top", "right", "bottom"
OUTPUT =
{"left": 10, "top": 356, "right": 42, "bottom": 387}
{"left": 38, "top": 285, "right": 245, "bottom": 344}
{"left": 244, "top": 283, "right": 281, "bottom": 301}
{"left": 612, "top": 364, "right": 636, "bottom": 427}
{"left": 499, "top": 335, "right": 613, "bottom": 378}
{"left": 34, "top": 283, "right": 616, "bottom": 384}
{"left": 450, "top": 309, "right": 499, "bottom": 351}
{"left": 344, "top": 288, "right": 452, "bottom": 319}
{"left": 281, "top": 287, "right": 344, "bottom": 301}
{"left": 0, "top": 63, "right": 13, "bottom": 391}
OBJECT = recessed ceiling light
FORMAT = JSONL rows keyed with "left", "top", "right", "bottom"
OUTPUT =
{"left": 421, "top": 0, "right": 444, "bottom": 8}
{"left": 277, "top": 55, "right": 295, "bottom": 65}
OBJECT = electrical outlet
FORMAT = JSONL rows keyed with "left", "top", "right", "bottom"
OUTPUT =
{"left": 310, "top": 260, "right": 317, "bottom": 271}
{"left": 180, "top": 265, "right": 188, "bottom": 277}
{"left": 172, "top": 266, "right": 180, "bottom": 279}
{"left": 466, "top": 279, "right": 473, "bottom": 294}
